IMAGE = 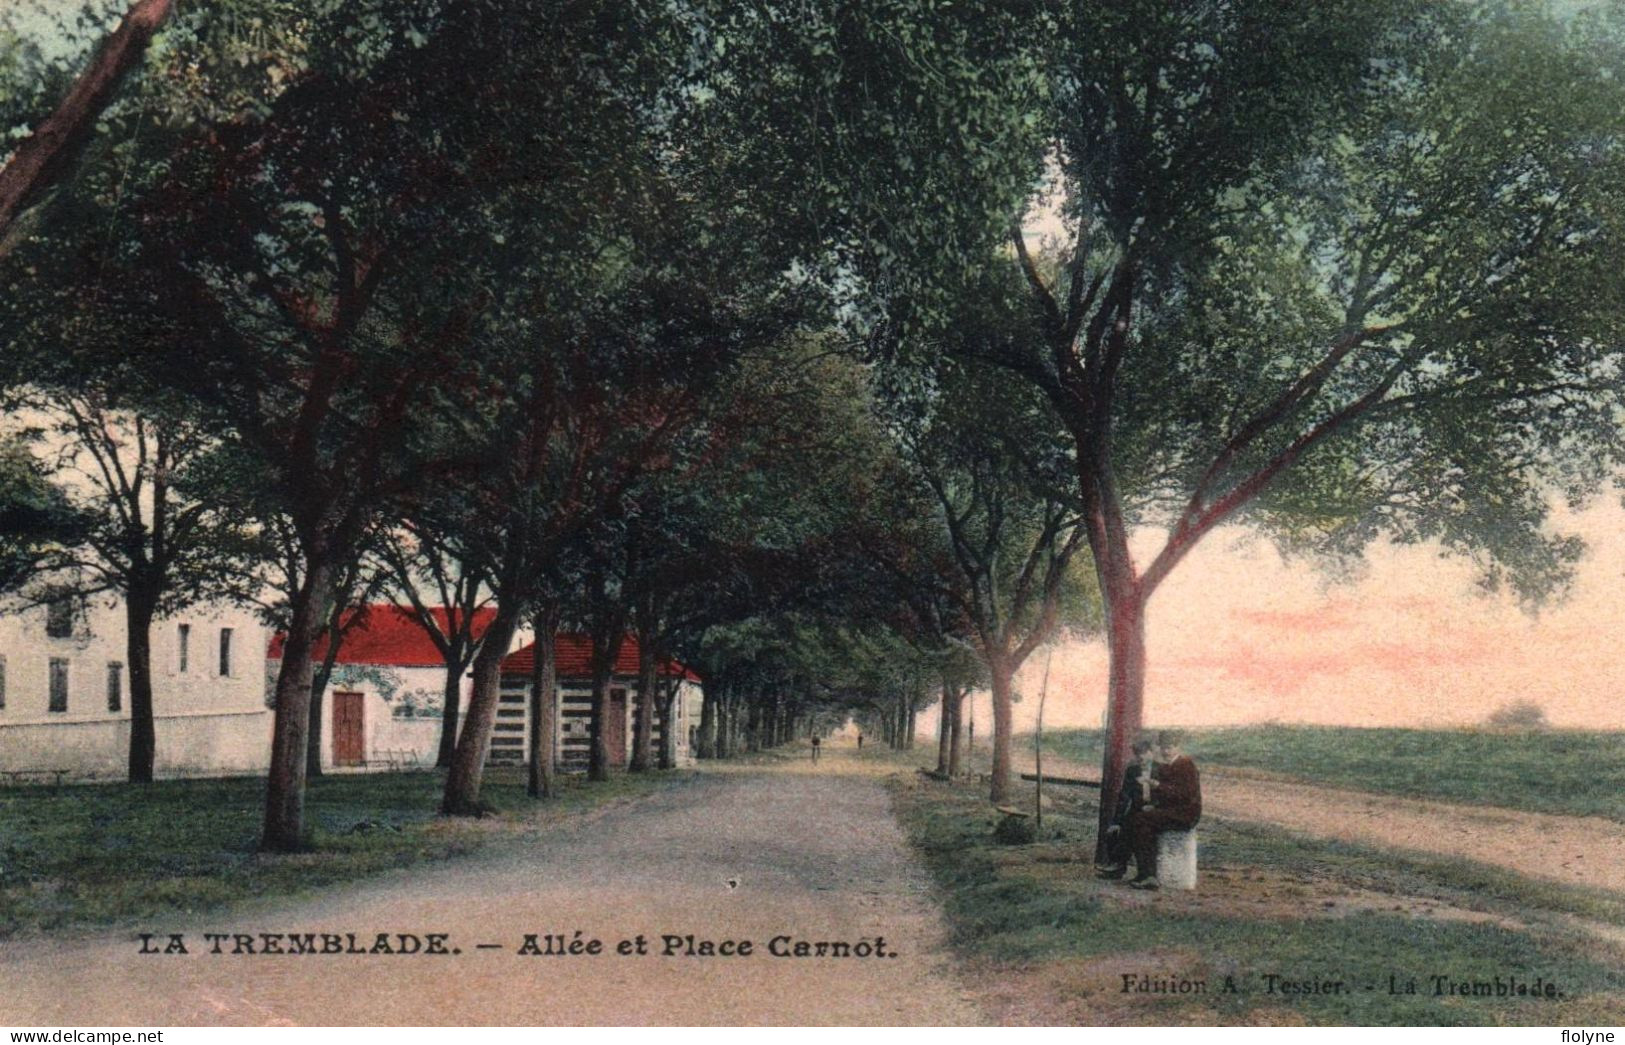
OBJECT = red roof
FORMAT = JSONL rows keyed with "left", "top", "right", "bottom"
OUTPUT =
{"left": 502, "top": 634, "right": 701, "bottom": 682}
{"left": 266, "top": 605, "right": 498, "bottom": 667}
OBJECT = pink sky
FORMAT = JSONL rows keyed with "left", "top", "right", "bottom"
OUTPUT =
{"left": 966, "top": 497, "right": 1625, "bottom": 733}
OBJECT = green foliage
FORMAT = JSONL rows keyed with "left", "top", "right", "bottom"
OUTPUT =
{"left": 682, "top": 0, "right": 1049, "bottom": 333}
{"left": 1486, "top": 700, "right": 1549, "bottom": 730}
{"left": 991, "top": 812, "right": 1036, "bottom": 845}
{"left": 1049, "top": 1, "right": 1625, "bottom": 603}
{"left": 879, "top": 351, "right": 1100, "bottom": 654}
{"left": 0, "top": 436, "right": 86, "bottom": 593}
{"left": 0, "top": 391, "right": 264, "bottom": 616}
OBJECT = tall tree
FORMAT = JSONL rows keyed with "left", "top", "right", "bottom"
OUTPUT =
{"left": 870, "top": 354, "right": 1096, "bottom": 803}
{"left": 23, "top": 1, "right": 614, "bottom": 849}
{"left": 714, "top": 0, "right": 1625, "bottom": 850}
{"left": 0, "top": 389, "right": 254, "bottom": 782}
{"left": 973, "top": 2, "right": 1625, "bottom": 849}
{"left": 377, "top": 517, "right": 492, "bottom": 768}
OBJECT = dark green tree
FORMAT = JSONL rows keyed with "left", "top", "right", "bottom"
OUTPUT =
{"left": 0, "top": 385, "right": 258, "bottom": 782}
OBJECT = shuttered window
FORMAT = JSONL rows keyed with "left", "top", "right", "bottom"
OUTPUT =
{"left": 48, "top": 658, "right": 69, "bottom": 713}
{"left": 46, "top": 600, "right": 73, "bottom": 638}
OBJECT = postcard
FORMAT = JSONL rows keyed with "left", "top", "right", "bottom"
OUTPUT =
{"left": 1, "top": 0, "right": 1623, "bottom": 1030}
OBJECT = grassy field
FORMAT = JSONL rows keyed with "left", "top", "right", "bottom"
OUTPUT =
{"left": 1038, "top": 726, "right": 1625, "bottom": 822}
{"left": 0, "top": 767, "right": 688, "bottom": 938}
{"left": 888, "top": 766, "right": 1625, "bottom": 1026}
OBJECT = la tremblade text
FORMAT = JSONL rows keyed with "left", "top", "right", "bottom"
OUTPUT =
{"left": 138, "top": 931, "right": 898, "bottom": 959}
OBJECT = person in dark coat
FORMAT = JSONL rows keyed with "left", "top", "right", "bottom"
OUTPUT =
{"left": 1096, "top": 736, "right": 1155, "bottom": 879}
{"left": 1125, "top": 730, "right": 1201, "bottom": 890}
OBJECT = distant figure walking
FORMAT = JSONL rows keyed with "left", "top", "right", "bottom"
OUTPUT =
{"left": 1124, "top": 730, "right": 1202, "bottom": 891}
{"left": 811, "top": 736, "right": 821, "bottom": 764}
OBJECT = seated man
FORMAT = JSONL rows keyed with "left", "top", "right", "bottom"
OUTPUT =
{"left": 1125, "top": 730, "right": 1201, "bottom": 890}
{"left": 1096, "top": 736, "right": 1155, "bottom": 879}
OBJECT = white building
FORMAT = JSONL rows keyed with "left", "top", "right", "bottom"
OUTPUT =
{"left": 0, "top": 597, "right": 701, "bottom": 780}
{"left": 265, "top": 605, "right": 495, "bottom": 771}
{"left": 494, "top": 636, "right": 704, "bottom": 771}
{"left": 0, "top": 596, "right": 272, "bottom": 779}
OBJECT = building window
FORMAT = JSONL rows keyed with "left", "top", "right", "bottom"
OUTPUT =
{"left": 46, "top": 599, "right": 74, "bottom": 638}
{"left": 219, "top": 628, "right": 233, "bottom": 677}
{"left": 107, "top": 662, "right": 123, "bottom": 713}
{"left": 177, "top": 623, "right": 190, "bottom": 673}
{"left": 48, "top": 658, "right": 69, "bottom": 712}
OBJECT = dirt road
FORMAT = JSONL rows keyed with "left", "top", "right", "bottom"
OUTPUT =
{"left": 1206, "top": 769, "right": 1625, "bottom": 893}
{"left": 0, "top": 755, "right": 981, "bottom": 1026}
{"left": 1031, "top": 754, "right": 1625, "bottom": 894}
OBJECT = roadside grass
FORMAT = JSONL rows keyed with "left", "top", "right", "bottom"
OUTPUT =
{"left": 0, "top": 767, "right": 686, "bottom": 938}
{"left": 890, "top": 770, "right": 1625, "bottom": 1026}
{"left": 1039, "top": 726, "right": 1625, "bottom": 822}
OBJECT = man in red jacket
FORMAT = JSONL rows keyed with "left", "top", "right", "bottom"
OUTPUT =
{"left": 1125, "top": 730, "right": 1201, "bottom": 890}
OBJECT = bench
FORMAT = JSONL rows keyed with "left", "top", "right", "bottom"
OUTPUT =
{"left": 366, "top": 749, "right": 423, "bottom": 771}
{"left": 1156, "top": 829, "right": 1199, "bottom": 890}
{"left": 0, "top": 768, "right": 70, "bottom": 788}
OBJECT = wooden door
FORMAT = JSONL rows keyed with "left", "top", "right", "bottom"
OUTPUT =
{"left": 605, "top": 687, "right": 628, "bottom": 768}
{"left": 333, "top": 691, "right": 365, "bottom": 766}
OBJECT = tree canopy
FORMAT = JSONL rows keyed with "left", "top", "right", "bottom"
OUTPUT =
{"left": 2, "top": 0, "right": 1622, "bottom": 858}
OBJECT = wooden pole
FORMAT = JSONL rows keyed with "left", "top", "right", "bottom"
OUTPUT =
{"left": 1035, "top": 648, "right": 1053, "bottom": 831}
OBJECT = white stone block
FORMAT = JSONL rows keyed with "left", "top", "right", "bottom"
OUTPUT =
{"left": 1157, "top": 829, "right": 1198, "bottom": 890}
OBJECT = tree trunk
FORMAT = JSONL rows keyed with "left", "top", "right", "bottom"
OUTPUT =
{"left": 124, "top": 586, "right": 158, "bottom": 784}
{"left": 306, "top": 683, "right": 325, "bottom": 778}
{"left": 630, "top": 624, "right": 657, "bottom": 773}
{"left": 989, "top": 654, "right": 1016, "bottom": 806}
{"left": 1094, "top": 587, "right": 1148, "bottom": 860}
{"left": 724, "top": 690, "right": 739, "bottom": 757}
{"left": 745, "top": 699, "right": 762, "bottom": 753}
{"left": 935, "top": 682, "right": 952, "bottom": 776}
{"left": 948, "top": 687, "right": 965, "bottom": 778}
{"left": 716, "top": 688, "right": 732, "bottom": 758}
{"left": 261, "top": 556, "right": 339, "bottom": 852}
{"left": 697, "top": 685, "right": 716, "bottom": 759}
{"left": 436, "top": 663, "right": 464, "bottom": 769}
{"left": 906, "top": 702, "right": 917, "bottom": 750}
{"left": 527, "top": 607, "right": 558, "bottom": 798}
{"left": 587, "top": 645, "right": 614, "bottom": 783}
{"left": 586, "top": 598, "right": 626, "bottom": 782}
{"left": 307, "top": 621, "right": 346, "bottom": 779}
{"left": 442, "top": 608, "right": 522, "bottom": 815}
{"left": 657, "top": 680, "right": 679, "bottom": 770}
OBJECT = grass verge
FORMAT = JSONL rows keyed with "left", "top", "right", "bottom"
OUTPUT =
{"left": 889, "top": 768, "right": 1625, "bottom": 1026}
{"left": 1038, "top": 726, "right": 1625, "bottom": 822}
{"left": 0, "top": 767, "right": 688, "bottom": 938}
